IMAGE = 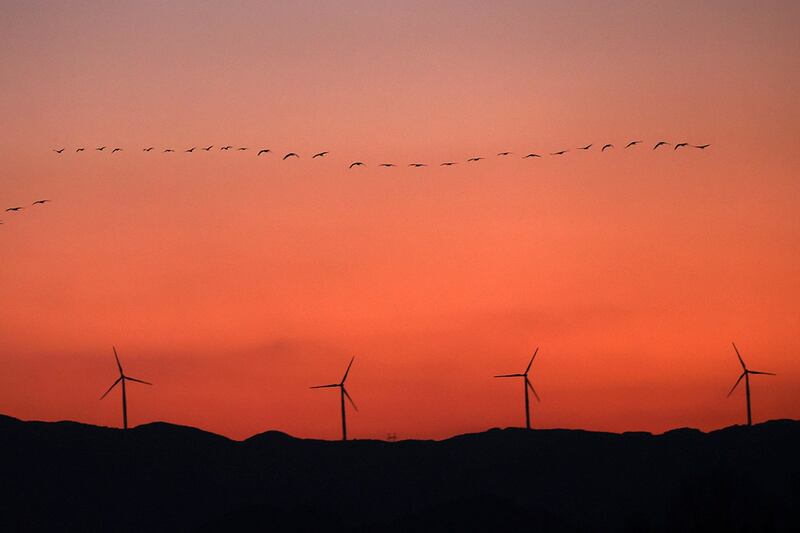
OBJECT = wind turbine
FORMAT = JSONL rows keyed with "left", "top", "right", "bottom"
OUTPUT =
{"left": 311, "top": 356, "right": 357, "bottom": 441}
{"left": 100, "top": 346, "right": 152, "bottom": 430}
{"left": 494, "top": 348, "right": 540, "bottom": 430}
{"left": 728, "top": 342, "right": 775, "bottom": 426}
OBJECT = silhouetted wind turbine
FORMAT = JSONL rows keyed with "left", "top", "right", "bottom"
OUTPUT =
{"left": 100, "top": 347, "right": 152, "bottom": 430}
{"left": 311, "top": 357, "right": 358, "bottom": 441}
{"left": 494, "top": 348, "right": 540, "bottom": 430}
{"left": 728, "top": 342, "right": 775, "bottom": 426}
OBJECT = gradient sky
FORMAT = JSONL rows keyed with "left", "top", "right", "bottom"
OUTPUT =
{"left": 1, "top": 0, "right": 798, "bottom": 440}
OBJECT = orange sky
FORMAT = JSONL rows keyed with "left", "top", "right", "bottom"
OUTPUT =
{"left": 1, "top": 1, "right": 798, "bottom": 440}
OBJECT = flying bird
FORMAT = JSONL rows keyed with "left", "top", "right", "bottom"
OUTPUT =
{"left": 112, "top": 148, "right": 122, "bottom": 153}
{"left": 625, "top": 140, "right": 642, "bottom": 148}
{"left": 674, "top": 142, "right": 689, "bottom": 150}
{"left": 653, "top": 141, "right": 670, "bottom": 150}
{"left": 53, "top": 148, "right": 64, "bottom": 154}
{"left": 76, "top": 148, "right": 85, "bottom": 152}
{"left": 693, "top": 144, "right": 711, "bottom": 149}
{"left": 257, "top": 149, "right": 271, "bottom": 156}
{"left": 550, "top": 150, "right": 568, "bottom": 156}
{"left": 440, "top": 162, "right": 457, "bottom": 166}
{"left": 185, "top": 147, "right": 196, "bottom": 152}
{"left": 408, "top": 163, "right": 427, "bottom": 167}
{"left": 601, "top": 144, "right": 613, "bottom": 151}
{"left": 203, "top": 145, "right": 214, "bottom": 151}
{"left": 96, "top": 147, "right": 106, "bottom": 151}
{"left": 467, "top": 157, "right": 484, "bottom": 162}
{"left": 6, "top": 207, "right": 23, "bottom": 212}
{"left": 237, "top": 147, "right": 248, "bottom": 151}
{"left": 497, "top": 151, "right": 512, "bottom": 156}
{"left": 283, "top": 152, "right": 299, "bottom": 160}
{"left": 523, "top": 153, "right": 541, "bottom": 158}
{"left": 220, "top": 146, "right": 233, "bottom": 150}
{"left": 32, "top": 199, "right": 50, "bottom": 205}
{"left": 164, "top": 149, "right": 175, "bottom": 153}
{"left": 379, "top": 163, "right": 396, "bottom": 167}
{"left": 313, "top": 151, "right": 329, "bottom": 158}
{"left": 349, "top": 162, "right": 365, "bottom": 168}
{"left": 143, "top": 147, "right": 154, "bottom": 151}
{"left": 578, "top": 144, "right": 592, "bottom": 150}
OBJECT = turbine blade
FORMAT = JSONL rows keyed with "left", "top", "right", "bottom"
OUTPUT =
{"left": 310, "top": 383, "right": 339, "bottom": 389}
{"left": 494, "top": 373, "right": 523, "bottom": 378}
{"left": 113, "top": 346, "right": 124, "bottom": 375}
{"left": 343, "top": 387, "right": 358, "bottom": 412}
{"left": 125, "top": 376, "right": 152, "bottom": 385}
{"left": 341, "top": 356, "right": 355, "bottom": 384}
{"left": 727, "top": 372, "right": 745, "bottom": 397}
{"left": 527, "top": 378, "right": 541, "bottom": 402}
{"left": 100, "top": 377, "right": 122, "bottom": 399}
{"left": 525, "top": 347, "right": 539, "bottom": 374}
{"left": 732, "top": 342, "right": 747, "bottom": 371}
{"left": 748, "top": 370, "right": 776, "bottom": 376}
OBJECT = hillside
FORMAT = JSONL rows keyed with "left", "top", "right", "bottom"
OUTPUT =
{"left": 1, "top": 415, "right": 797, "bottom": 531}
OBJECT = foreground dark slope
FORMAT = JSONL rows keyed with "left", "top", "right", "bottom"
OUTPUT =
{"left": 0, "top": 415, "right": 797, "bottom": 531}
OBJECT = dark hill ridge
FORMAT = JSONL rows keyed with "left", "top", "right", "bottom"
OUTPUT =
{"left": 0, "top": 415, "right": 798, "bottom": 531}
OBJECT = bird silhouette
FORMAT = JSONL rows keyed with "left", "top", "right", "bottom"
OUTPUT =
{"left": 96, "top": 147, "right": 106, "bottom": 151}
{"left": 379, "top": 163, "right": 396, "bottom": 167}
{"left": 440, "top": 162, "right": 457, "bottom": 166}
{"left": 408, "top": 163, "right": 427, "bottom": 167}
{"left": 220, "top": 146, "right": 233, "bottom": 150}
{"left": 550, "top": 150, "right": 568, "bottom": 156}
{"left": 6, "top": 207, "right": 23, "bottom": 212}
{"left": 578, "top": 144, "right": 592, "bottom": 150}
{"left": 283, "top": 153, "right": 299, "bottom": 160}
{"left": 313, "top": 151, "right": 329, "bottom": 158}
{"left": 601, "top": 144, "right": 613, "bottom": 151}
{"left": 53, "top": 148, "right": 64, "bottom": 154}
{"left": 203, "top": 145, "right": 213, "bottom": 151}
{"left": 653, "top": 141, "right": 670, "bottom": 150}
{"left": 164, "top": 149, "right": 175, "bottom": 153}
{"left": 523, "top": 153, "right": 541, "bottom": 158}
{"left": 237, "top": 147, "right": 248, "bottom": 151}
{"left": 349, "top": 162, "right": 365, "bottom": 168}
{"left": 112, "top": 148, "right": 122, "bottom": 153}
{"left": 693, "top": 144, "right": 711, "bottom": 149}
{"left": 185, "top": 147, "right": 196, "bottom": 153}
{"left": 32, "top": 200, "right": 50, "bottom": 205}
{"left": 143, "top": 147, "right": 154, "bottom": 151}
{"left": 76, "top": 148, "right": 85, "bottom": 152}
{"left": 467, "top": 157, "right": 484, "bottom": 162}
{"left": 257, "top": 149, "right": 271, "bottom": 156}
{"left": 674, "top": 142, "right": 689, "bottom": 150}
{"left": 497, "top": 151, "right": 512, "bottom": 156}
{"left": 625, "top": 140, "right": 642, "bottom": 148}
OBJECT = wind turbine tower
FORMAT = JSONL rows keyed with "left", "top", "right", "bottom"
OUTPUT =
{"left": 494, "top": 347, "right": 541, "bottom": 430}
{"left": 311, "top": 356, "right": 358, "bottom": 441}
{"left": 728, "top": 342, "right": 775, "bottom": 426}
{"left": 100, "top": 346, "right": 152, "bottom": 429}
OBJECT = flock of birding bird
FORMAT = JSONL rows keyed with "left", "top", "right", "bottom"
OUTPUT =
{"left": 1, "top": 199, "right": 51, "bottom": 226}
{"left": 3, "top": 139, "right": 710, "bottom": 225}
{"left": 103, "top": 341, "right": 770, "bottom": 441}
{"left": 49, "top": 139, "right": 711, "bottom": 170}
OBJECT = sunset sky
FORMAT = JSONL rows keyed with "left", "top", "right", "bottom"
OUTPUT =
{"left": 1, "top": 1, "right": 798, "bottom": 440}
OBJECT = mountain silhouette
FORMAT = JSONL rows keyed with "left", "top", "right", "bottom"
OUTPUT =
{"left": 0, "top": 414, "right": 797, "bottom": 531}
